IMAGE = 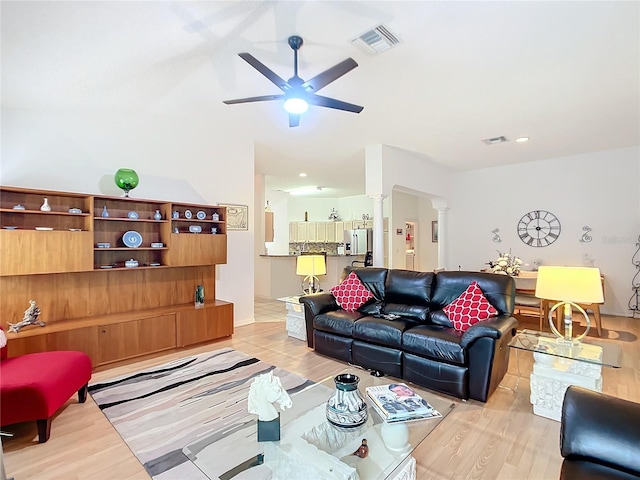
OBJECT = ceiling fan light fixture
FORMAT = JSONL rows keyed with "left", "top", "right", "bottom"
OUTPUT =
{"left": 284, "top": 97, "right": 308, "bottom": 114}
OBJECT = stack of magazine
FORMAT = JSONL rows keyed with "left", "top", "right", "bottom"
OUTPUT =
{"left": 365, "top": 383, "right": 442, "bottom": 423}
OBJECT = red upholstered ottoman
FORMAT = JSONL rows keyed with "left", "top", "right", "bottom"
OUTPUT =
{"left": 0, "top": 348, "right": 92, "bottom": 443}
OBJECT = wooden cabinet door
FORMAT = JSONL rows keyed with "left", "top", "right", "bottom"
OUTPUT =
{"left": 289, "top": 222, "right": 298, "bottom": 242}
{"left": 0, "top": 231, "right": 93, "bottom": 276}
{"left": 7, "top": 327, "right": 99, "bottom": 365}
{"left": 326, "top": 222, "right": 336, "bottom": 242}
{"left": 316, "top": 222, "right": 326, "bottom": 242}
{"left": 169, "top": 234, "right": 226, "bottom": 266}
{"left": 334, "top": 221, "right": 345, "bottom": 242}
{"left": 98, "top": 314, "right": 176, "bottom": 365}
{"left": 364, "top": 220, "right": 374, "bottom": 228}
{"left": 296, "top": 222, "right": 308, "bottom": 241}
{"left": 265, "top": 212, "right": 274, "bottom": 242}
{"left": 176, "top": 303, "right": 234, "bottom": 347}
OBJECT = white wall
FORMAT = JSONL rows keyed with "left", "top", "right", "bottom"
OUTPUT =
{"left": 448, "top": 146, "right": 640, "bottom": 316}
{"left": 1, "top": 108, "right": 256, "bottom": 325}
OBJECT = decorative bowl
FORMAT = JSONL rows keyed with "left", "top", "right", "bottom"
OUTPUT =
{"left": 122, "top": 231, "right": 143, "bottom": 248}
{"left": 125, "top": 259, "right": 139, "bottom": 268}
{"left": 127, "top": 211, "right": 139, "bottom": 219}
{"left": 150, "top": 242, "right": 164, "bottom": 248}
{"left": 96, "top": 242, "right": 111, "bottom": 248}
{"left": 68, "top": 208, "right": 82, "bottom": 214}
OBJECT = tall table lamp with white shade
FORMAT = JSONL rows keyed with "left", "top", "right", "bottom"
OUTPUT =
{"left": 535, "top": 266, "right": 604, "bottom": 343}
{"left": 296, "top": 254, "right": 326, "bottom": 294}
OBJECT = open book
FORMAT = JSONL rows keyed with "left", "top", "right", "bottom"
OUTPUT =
{"left": 366, "top": 383, "right": 442, "bottom": 423}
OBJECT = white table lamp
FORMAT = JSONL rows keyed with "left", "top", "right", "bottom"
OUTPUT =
{"left": 535, "top": 266, "right": 603, "bottom": 343}
{"left": 296, "top": 255, "right": 326, "bottom": 294}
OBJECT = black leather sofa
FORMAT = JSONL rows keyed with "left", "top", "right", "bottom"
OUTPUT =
{"left": 560, "top": 386, "right": 640, "bottom": 480}
{"left": 300, "top": 268, "right": 518, "bottom": 402}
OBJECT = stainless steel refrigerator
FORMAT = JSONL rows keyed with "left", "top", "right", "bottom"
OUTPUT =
{"left": 344, "top": 228, "right": 373, "bottom": 255}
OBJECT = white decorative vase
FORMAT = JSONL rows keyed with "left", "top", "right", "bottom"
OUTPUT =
{"left": 40, "top": 197, "right": 51, "bottom": 212}
{"left": 381, "top": 421, "right": 410, "bottom": 452}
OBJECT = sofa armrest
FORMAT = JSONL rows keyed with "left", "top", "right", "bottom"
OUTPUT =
{"left": 299, "top": 293, "right": 340, "bottom": 348}
{"left": 561, "top": 386, "right": 640, "bottom": 476}
{"left": 459, "top": 314, "right": 518, "bottom": 348}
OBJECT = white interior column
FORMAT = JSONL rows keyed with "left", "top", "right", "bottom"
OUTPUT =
{"left": 430, "top": 198, "right": 449, "bottom": 270}
{"left": 370, "top": 194, "right": 386, "bottom": 267}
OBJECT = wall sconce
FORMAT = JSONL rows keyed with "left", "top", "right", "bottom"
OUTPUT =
{"left": 580, "top": 226, "right": 593, "bottom": 243}
{"left": 491, "top": 228, "right": 502, "bottom": 243}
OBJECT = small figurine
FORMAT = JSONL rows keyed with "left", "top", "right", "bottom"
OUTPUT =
{"left": 8, "top": 300, "right": 46, "bottom": 333}
{"left": 248, "top": 371, "right": 292, "bottom": 441}
{"left": 354, "top": 439, "right": 369, "bottom": 458}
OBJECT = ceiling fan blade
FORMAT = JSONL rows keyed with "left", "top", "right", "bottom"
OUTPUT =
{"left": 289, "top": 114, "right": 300, "bottom": 127}
{"left": 307, "top": 94, "right": 364, "bottom": 113}
{"left": 301, "top": 58, "right": 358, "bottom": 92}
{"left": 238, "top": 53, "right": 290, "bottom": 90}
{"left": 223, "top": 94, "right": 284, "bottom": 105}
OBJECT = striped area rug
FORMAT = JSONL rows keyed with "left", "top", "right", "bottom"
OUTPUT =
{"left": 88, "top": 348, "right": 314, "bottom": 480}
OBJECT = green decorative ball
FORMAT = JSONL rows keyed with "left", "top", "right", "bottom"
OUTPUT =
{"left": 114, "top": 169, "right": 139, "bottom": 197}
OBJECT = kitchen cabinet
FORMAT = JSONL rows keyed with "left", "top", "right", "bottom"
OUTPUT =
{"left": 316, "top": 222, "right": 327, "bottom": 242}
{"left": 265, "top": 211, "right": 274, "bottom": 242}
{"left": 296, "top": 222, "right": 308, "bottom": 241}
{"left": 326, "top": 222, "right": 336, "bottom": 242}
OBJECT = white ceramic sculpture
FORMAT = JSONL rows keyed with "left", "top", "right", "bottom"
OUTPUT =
{"left": 8, "top": 300, "right": 46, "bottom": 333}
{"left": 247, "top": 371, "right": 292, "bottom": 421}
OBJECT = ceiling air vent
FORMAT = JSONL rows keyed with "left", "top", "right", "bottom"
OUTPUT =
{"left": 352, "top": 25, "right": 401, "bottom": 55}
{"left": 482, "top": 136, "right": 508, "bottom": 145}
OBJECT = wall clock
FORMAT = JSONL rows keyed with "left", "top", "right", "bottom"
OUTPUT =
{"left": 517, "top": 210, "right": 561, "bottom": 247}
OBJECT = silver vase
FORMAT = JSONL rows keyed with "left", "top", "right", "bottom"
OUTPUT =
{"left": 326, "top": 373, "right": 368, "bottom": 429}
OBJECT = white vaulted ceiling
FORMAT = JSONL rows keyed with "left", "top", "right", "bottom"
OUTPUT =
{"left": 2, "top": 1, "right": 639, "bottom": 197}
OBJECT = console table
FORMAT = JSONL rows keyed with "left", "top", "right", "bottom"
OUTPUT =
{"left": 508, "top": 329, "right": 621, "bottom": 421}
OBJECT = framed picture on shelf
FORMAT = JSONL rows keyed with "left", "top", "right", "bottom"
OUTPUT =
{"left": 219, "top": 204, "right": 248, "bottom": 230}
{"left": 432, "top": 221, "right": 438, "bottom": 243}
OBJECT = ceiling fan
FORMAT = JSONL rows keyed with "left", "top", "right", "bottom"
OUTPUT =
{"left": 223, "top": 35, "right": 364, "bottom": 127}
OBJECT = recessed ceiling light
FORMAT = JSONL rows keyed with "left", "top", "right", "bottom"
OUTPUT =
{"left": 299, "top": 173, "right": 307, "bottom": 177}
{"left": 515, "top": 137, "right": 530, "bottom": 143}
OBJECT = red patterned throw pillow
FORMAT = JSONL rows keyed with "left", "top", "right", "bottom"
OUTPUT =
{"left": 442, "top": 281, "right": 498, "bottom": 332}
{"left": 330, "top": 271, "right": 374, "bottom": 312}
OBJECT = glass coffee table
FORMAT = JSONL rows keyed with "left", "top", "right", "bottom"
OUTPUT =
{"left": 508, "top": 329, "right": 621, "bottom": 421}
{"left": 188, "top": 367, "right": 455, "bottom": 480}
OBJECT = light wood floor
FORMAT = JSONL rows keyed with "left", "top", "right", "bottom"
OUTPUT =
{"left": 3, "top": 311, "right": 639, "bottom": 480}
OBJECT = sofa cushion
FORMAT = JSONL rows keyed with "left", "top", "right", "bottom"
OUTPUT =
{"left": 342, "top": 267, "right": 388, "bottom": 301}
{"left": 353, "top": 316, "right": 416, "bottom": 348}
{"left": 313, "top": 310, "right": 364, "bottom": 338}
{"left": 431, "top": 271, "right": 515, "bottom": 315}
{"left": 402, "top": 324, "right": 466, "bottom": 365}
{"left": 443, "top": 281, "right": 498, "bottom": 332}
{"left": 383, "top": 303, "right": 430, "bottom": 322}
{"left": 385, "top": 270, "right": 435, "bottom": 306}
{"left": 330, "top": 271, "right": 375, "bottom": 312}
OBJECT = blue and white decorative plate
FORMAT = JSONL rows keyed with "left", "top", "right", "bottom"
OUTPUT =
{"left": 122, "top": 230, "right": 143, "bottom": 248}
{"left": 196, "top": 210, "right": 206, "bottom": 220}
{"left": 184, "top": 210, "right": 192, "bottom": 219}
{"left": 127, "top": 211, "right": 139, "bottom": 219}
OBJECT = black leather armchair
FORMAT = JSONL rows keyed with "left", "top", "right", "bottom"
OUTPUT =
{"left": 560, "top": 386, "right": 640, "bottom": 480}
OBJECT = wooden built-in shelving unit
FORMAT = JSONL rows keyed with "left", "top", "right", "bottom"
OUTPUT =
{"left": 0, "top": 186, "right": 234, "bottom": 366}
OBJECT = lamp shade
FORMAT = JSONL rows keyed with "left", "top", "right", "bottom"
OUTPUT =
{"left": 296, "top": 255, "right": 326, "bottom": 276}
{"left": 535, "top": 266, "right": 604, "bottom": 303}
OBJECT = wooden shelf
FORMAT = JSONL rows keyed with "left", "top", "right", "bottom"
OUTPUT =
{"left": 1, "top": 185, "right": 234, "bottom": 366}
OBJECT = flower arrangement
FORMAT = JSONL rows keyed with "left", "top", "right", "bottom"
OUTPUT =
{"left": 487, "top": 250, "right": 523, "bottom": 276}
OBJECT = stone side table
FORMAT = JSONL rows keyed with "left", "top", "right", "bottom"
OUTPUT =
{"left": 277, "top": 296, "right": 306, "bottom": 341}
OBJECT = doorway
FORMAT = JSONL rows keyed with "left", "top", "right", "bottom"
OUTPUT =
{"left": 405, "top": 221, "right": 417, "bottom": 270}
